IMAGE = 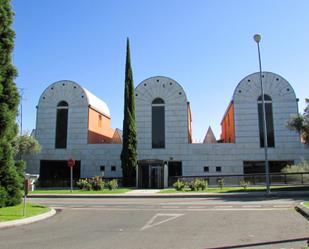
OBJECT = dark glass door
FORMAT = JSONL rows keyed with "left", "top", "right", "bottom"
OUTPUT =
{"left": 150, "top": 166, "right": 163, "bottom": 189}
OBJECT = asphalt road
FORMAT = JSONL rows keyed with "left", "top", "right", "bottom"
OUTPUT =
{"left": 0, "top": 197, "right": 308, "bottom": 249}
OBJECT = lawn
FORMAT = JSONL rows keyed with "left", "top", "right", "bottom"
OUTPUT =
{"left": 159, "top": 185, "right": 309, "bottom": 194}
{"left": 0, "top": 202, "right": 49, "bottom": 222}
{"left": 303, "top": 202, "right": 309, "bottom": 207}
{"left": 31, "top": 188, "right": 132, "bottom": 194}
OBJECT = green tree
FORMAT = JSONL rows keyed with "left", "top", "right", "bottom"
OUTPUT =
{"left": 12, "top": 133, "right": 41, "bottom": 160}
{"left": 287, "top": 99, "right": 309, "bottom": 144}
{"left": 0, "top": 0, "right": 23, "bottom": 206}
{"left": 121, "top": 38, "right": 137, "bottom": 187}
{"left": 12, "top": 133, "right": 41, "bottom": 179}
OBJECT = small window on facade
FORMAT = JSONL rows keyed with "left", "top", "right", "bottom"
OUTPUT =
{"left": 216, "top": 166, "right": 222, "bottom": 172}
{"left": 111, "top": 166, "right": 116, "bottom": 171}
{"left": 100, "top": 166, "right": 105, "bottom": 171}
{"left": 204, "top": 166, "right": 209, "bottom": 172}
{"left": 98, "top": 115, "right": 102, "bottom": 127}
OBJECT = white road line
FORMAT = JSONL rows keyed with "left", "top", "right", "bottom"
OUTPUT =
{"left": 161, "top": 206, "right": 179, "bottom": 209}
{"left": 140, "top": 213, "right": 184, "bottom": 231}
{"left": 273, "top": 205, "right": 292, "bottom": 208}
{"left": 242, "top": 205, "right": 262, "bottom": 208}
{"left": 186, "top": 208, "right": 290, "bottom": 211}
{"left": 213, "top": 206, "right": 234, "bottom": 209}
{"left": 49, "top": 207, "right": 293, "bottom": 212}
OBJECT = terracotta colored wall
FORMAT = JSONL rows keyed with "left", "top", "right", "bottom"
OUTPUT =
{"left": 220, "top": 102, "right": 235, "bottom": 143}
{"left": 111, "top": 130, "right": 122, "bottom": 144}
{"left": 88, "top": 107, "right": 115, "bottom": 144}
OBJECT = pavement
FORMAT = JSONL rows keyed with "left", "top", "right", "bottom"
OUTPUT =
{"left": 1, "top": 197, "right": 308, "bottom": 249}
{"left": 1, "top": 189, "right": 308, "bottom": 230}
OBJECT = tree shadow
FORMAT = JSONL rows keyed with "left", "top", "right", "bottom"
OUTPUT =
{"left": 204, "top": 237, "right": 309, "bottom": 249}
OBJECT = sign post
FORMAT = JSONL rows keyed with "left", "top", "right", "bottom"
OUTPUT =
{"left": 67, "top": 159, "right": 75, "bottom": 193}
{"left": 23, "top": 179, "right": 29, "bottom": 216}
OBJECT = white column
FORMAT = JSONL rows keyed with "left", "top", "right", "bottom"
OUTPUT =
{"left": 136, "top": 164, "right": 139, "bottom": 188}
{"left": 164, "top": 163, "right": 168, "bottom": 188}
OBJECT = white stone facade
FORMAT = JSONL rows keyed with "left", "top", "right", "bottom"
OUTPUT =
{"left": 26, "top": 80, "right": 122, "bottom": 179}
{"left": 25, "top": 73, "right": 309, "bottom": 187}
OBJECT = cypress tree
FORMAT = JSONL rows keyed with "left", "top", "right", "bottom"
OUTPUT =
{"left": 0, "top": 0, "right": 22, "bottom": 206}
{"left": 121, "top": 38, "right": 137, "bottom": 187}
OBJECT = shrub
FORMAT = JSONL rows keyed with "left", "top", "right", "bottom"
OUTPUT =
{"left": 200, "top": 179, "right": 208, "bottom": 191}
{"left": 281, "top": 160, "right": 309, "bottom": 173}
{"left": 189, "top": 178, "right": 207, "bottom": 191}
{"left": 0, "top": 187, "right": 8, "bottom": 208}
{"left": 107, "top": 179, "right": 118, "bottom": 190}
{"left": 76, "top": 179, "right": 91, "bottom": 191}
{"left": 217, "top": 178, "right": 224, "bottom": 189}
{"left": 173, "top": 180, "right": 186, "bottom": 191}
{"left": 240, "top": 180, "right": 250, "bottom": 190}
{"left": 90, "top": 176, "right": 104, "bottom": 191}
{"left": 281, "top": 161, "right": 309, "bottom": 183}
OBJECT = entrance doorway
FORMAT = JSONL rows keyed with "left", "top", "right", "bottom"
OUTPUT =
{"left": 150, "top": 166, "right": 163, "bottom": 188}
{"left": 138, "top": 160, "right": 164, "bottom": 189}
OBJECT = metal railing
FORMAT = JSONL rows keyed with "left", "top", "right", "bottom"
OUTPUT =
{"left": 169, "top": 172, "right": 309, "bottom": 187}
{"left": 36, "top": 173, "right": 309, "bottom": 188}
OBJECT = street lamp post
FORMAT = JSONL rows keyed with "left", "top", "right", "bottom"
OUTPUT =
{"left": 253, "top": 34, "right": 270, "bottom": 194}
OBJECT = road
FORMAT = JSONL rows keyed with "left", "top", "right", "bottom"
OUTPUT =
{"left": 0, "top": 197, "right": 308, "bottom": 249}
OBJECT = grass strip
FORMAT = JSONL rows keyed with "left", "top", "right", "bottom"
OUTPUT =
{"left": 0, "top": 202, "right": 49, "bottom": 222}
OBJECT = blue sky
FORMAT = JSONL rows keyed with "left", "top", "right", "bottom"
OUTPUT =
{"left": 12, "top": 0, "right": 309, "bottom": 141}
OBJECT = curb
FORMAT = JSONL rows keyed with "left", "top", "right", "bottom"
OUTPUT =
{"left": 0, "top": 208, "right": 56, "bottom": 229}
{"left": 295, "top": 202, "right": 309, "bottom": 220}
{"left": 28, "top": 191, "right": 309, "bottom": 199}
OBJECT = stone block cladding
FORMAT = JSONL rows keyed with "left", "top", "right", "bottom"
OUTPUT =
{"left": 25, "top": 73, "right": 309, "bottom": 183}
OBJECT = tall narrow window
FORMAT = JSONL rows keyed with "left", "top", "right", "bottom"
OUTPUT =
{"left": 98, "top": 114, "right": 102, "bottom": 128}
{"left": 55, "top": 101, "right": 68, "bottom": 148}
{"left": 152, "top": 98, "right": 165, "bottom": 148}
{"left": 258, "top": 95, "right": 275, "bottom": 147}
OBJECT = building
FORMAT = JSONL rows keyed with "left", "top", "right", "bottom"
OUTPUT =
{"left": 25, "top": 72, "right": 309, "bottom": 188}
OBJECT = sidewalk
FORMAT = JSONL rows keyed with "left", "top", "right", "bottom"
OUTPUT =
{"left": 295, "top": 202, "right": 309, "bottom": 220}
{"left": 28, "top": 189, "right": 309, "bottom": 199}
{"left": 0, "top": 208, "right": 56, "bottom": 229}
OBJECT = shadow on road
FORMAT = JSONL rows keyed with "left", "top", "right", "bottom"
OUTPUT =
{"left": 205, "top": 237, "right": 309, "bottom": 249}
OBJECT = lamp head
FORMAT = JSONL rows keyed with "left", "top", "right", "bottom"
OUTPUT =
{"left": 254, "top": 34, "right": 261, "bottom": 43}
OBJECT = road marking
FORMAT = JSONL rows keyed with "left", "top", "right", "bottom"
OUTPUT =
{"left": 50, "top": 206, "right": 292, "bottom": 212}
{"left": 242, "top": 205, "right": 262, "bottom": 208}
{"left": 140, "top": 213, "right": 184, "bottom": 231}
{"left": 273, "top": 205, "right": 292, "bottom": 208}
{"left": 186, "top": 208, "right": 290, "bottom": 211}
{"left": 161, "top": 206, "right": 179, "bottom": 209}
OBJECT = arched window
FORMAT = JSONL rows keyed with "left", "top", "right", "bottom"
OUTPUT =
{"left": 258, "top": 95, "right": 275, "bottom": 147}
{"left": 152, "top": 98, "right": 165, "bottom": 148}
{"left": 55, "top": 101, "right": 69, "bottom": 148}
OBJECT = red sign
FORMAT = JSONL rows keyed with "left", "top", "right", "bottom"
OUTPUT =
{"left": 67, "top": 159, "right": 75, "bottom": 167}
{"left": 24, "top": 179, "right": 30, "bottom": 195}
